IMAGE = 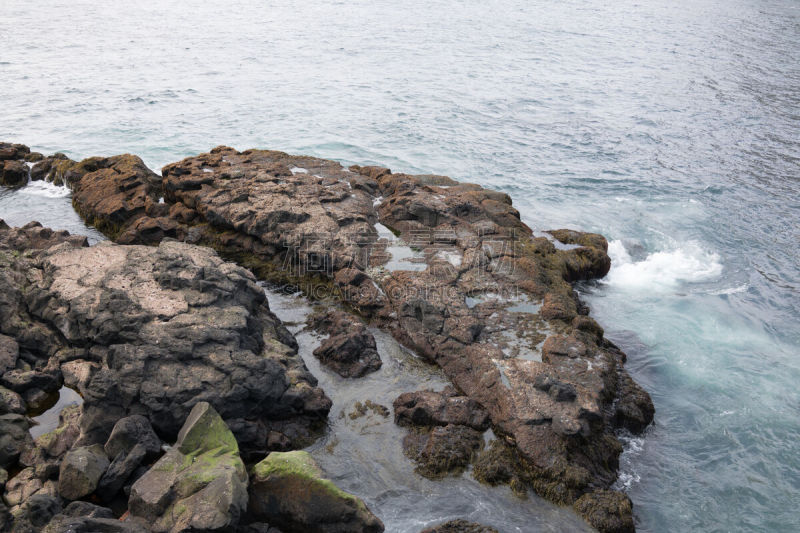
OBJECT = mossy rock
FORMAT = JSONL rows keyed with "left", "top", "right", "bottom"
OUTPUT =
{"left": 249, "top": 450, "right": 384, "bottom": 533}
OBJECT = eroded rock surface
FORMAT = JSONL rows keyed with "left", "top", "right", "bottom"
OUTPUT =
{"left": 308, "top": 309, "right": 382, "bottom": 378}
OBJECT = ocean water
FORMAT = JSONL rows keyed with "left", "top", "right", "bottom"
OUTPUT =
{"left": 1, "top": 0, "right": 799, "bottom": 531}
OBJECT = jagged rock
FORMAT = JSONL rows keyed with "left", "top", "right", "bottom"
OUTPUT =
{"left": 402, "top": 424, "right": 483, "bottom": 478}
{"left": 57, "top": 444, "right": 109, "bottom": 500}
{"left": 393, "top": 387, "right": 489, "bottom": 431}
{"left": 420, "top": 520, "right": 499, "bottom": 533}
{"left": 248, "top": 450, "right": 384, "bottom": 533}
{"left": 104, "top": 415, "right": 161, "bottom": 462}
{"left": 0, "top": 467, "right": 7, "bottom": 492}
{"left": 614, "top": 371, "right": 655, "bottom": 433}
{"left": 0, "top": 143, "right": 30, "bottom": 161}
{"left": 97, "top": 443, "right": 147, "bottom": 502}
{"left": 1, "top": 231, "right": 329, "bottom": 454}
{"left": 573, "top": 490, "right": 635, "bottom": 533}
{"left": 309, "top": 310, "right": 382, "bottom": 378}
{"left": 0, "top": 413, "right": 33, "bottom": 468}
{"left": 128, "top": 402, "right": 247, "bottom": 533}
{"left": 20, "top": 403, "right": 82, "bottom": 481}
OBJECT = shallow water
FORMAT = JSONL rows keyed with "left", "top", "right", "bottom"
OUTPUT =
{"left": 2, "top": 0, "right": 799, "bottom": 531}
{"left": 264, "top": 288, "right": 592, "bottom": 533}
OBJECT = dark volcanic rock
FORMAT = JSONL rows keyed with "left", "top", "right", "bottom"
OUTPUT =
{"left": 248, "top": 450, "right": 384, "bottom": 533}
{"left": 104, "top": 415, "right": 162, "bottom": 462}
{"left": 402, "top": 424, "right": 483, "bottom": 479}
{"left": 0, "top": 227, "right": 329, "bottom": 455}
{"left": 393, "top": 387, "right": 489, "bottom": 431}
{"left": 309, "top": 310, "right": 382, "bottom": 378}
{"left": 420, "top": 520, "right": 499, "bottom": 533}
{"left": 1, "top": 160, "right": 28, "bottom": 187}
{"left": 96, "top": 443, "right": 146, "bottom": 502}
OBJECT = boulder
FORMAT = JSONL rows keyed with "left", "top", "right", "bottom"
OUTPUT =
{"left": 309, "top": 310, "right": 381, "bottom": 378}
{"left": 57, "top": 444, "right": 110, "bottom": 500}
{"left": 104, "top": 415, "right": 161, "bottom": 462}
{"left": 1, "top": 160, "right": 28, "bottom": 187}
{"left": 248, "top": 450, "right": 384, "bottom": 533}
{"left": 572, "top": 490, "right": 635, "bottom": 533}
{"left": 128, "top": 402, "right": 248, "bottom": 533}
{"left": 97, "top": 443, "right": 147, "bottom": 502}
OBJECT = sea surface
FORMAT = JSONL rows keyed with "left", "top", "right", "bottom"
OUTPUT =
{"left": 1, "top": 1, "right": 799, "bottom": 531}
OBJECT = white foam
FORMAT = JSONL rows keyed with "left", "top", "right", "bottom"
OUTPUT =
{"left": 290, "top": 166, "right": 308, "bottom": 174}
{"left": 202, "top": 167, "right": 214, "bottom": 173}
{"left": 604, "top": 240, "right": 723, "bottom": 291}
{"left": 373, "top": 195, "right": 383, "bottom": 207}
{"left": 708, "top": 284, "right": 748, "bottom": 295}
{"left": 19, "top": 180, "right": 71, "bottom": 198}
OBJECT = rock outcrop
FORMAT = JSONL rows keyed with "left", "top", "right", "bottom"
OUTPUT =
{"left": 248, "top": 450, "right": 384, "bottom": 533}
{"left": 3, "top": 142, "right": 655, "bottom": 531}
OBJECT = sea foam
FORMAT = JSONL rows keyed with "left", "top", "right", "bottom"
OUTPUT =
{"left": 604, "top": 240, "right": 723, "bottom": 291}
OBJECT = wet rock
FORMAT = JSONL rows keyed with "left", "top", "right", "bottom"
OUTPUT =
{"left": 472, "top": 439, "right": 526, "bottom": 491}
{"left": 57, "top": 444, "right": 109, "bottom": 500}
{"left": 248, "top": 450, "right": 384, "bottom": 533}
{"left": 0, "top": 467, "right": 6, "bottom": 492}
{"left": 420, "top": 520, "right": 499, "bottom": 533}
{"left": 0, "top": 142, "right": 30, "bottom": 161}
{"left": 0, "top": 413, "right": 33, "bottom": 468}
{"left": 1, "top": 160, "right": 28, "bottom": 187}
{"left": 614, "top": 371, "right": 655, "bottom": 433}
{"left": 128, "top": 402, "right": 247, "bottom": 533}
{"left": 96, "top": 443, "right": 146, "bottom": 502}
{"left": 573, "top": 489, "right": 635, "bottom": 533}
{"left": 104, "top": 415, "right": 161, "bottom": 462}
{"left": 348, "top": 400, "right": 390, "bottom": 420}
{"left": 402, "top": 424, "right": 483, "bottom": 479}
{"left": 309, "top": 310, "right": 382, "bottom": 378}
{"left": 393, "top": 387, "right": 489, "bottom": 431}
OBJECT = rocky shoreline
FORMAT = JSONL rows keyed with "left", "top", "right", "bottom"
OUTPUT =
{"left": 0, "top": 142, "right": 653, "bottom": 532}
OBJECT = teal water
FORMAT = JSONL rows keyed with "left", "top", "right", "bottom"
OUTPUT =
{"left": 1, "top": 0, "right": 799, "bottom": 531}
